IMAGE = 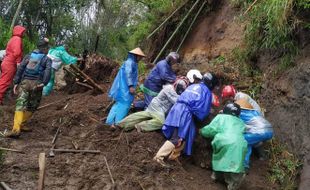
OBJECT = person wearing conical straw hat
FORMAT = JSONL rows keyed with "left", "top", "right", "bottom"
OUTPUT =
{"left": 106, "top": 47, "right": 146, "bottom": 130}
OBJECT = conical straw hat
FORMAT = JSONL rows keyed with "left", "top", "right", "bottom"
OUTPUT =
{"left": 129, "top": 47, "right": 146, "bottom": 57}
{"left": 235, "top": 98, "right": 254, "bottom": 110}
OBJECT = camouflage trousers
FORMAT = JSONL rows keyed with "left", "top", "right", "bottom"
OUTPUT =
{"left": 15, "top": 79, "right": 43, "bottom": 112}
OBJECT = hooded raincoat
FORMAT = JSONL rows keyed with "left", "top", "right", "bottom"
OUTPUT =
{"left": 0, "top": 26, "right": 25, "bottom": 103}
{"left": 43, "top": 46, "right": 77, "bottom": 96}
{"left": 142, "top": 59, "right": 176, "bottom": 106}
{"left": 106, "top": 53, "right": 138, "bottom": 125}
{"left": 201, "top": 114, "right": 247, "bottom": 173}
{"left": 162, "top": 82, "right": 212, "bottom": 155}
{"left": 239, "top": 109, "right": 273, "bottom": 168}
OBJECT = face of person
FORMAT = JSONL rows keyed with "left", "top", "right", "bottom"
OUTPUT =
{"left": 136, "top": 55, "right": 143, "bottom": 62}
{"left": 42, "top": 47, "right": 49, "bottom": 54}
{"left": 170, "top": 57, "right": 179, "bottom": 65}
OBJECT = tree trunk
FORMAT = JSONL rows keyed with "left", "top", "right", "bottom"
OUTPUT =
{"left": 10, "top": 0, "right": 24, "bottom": 30}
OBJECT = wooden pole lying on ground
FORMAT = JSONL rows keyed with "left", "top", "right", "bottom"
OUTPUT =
{"left": 0, "top": 182, "right": 13, "bottom": 190}
{"left": 69, "top": 64, "right": 105, "bottom": 93}
{"left": 176, "top": 0, "right": 207, "bottom": 52}
{"left": 0, "top": 147, "right": 24, "bottom": 154}
{"left": 104, "top": 156, "right": 115, "bottom": 184}
{"left": 37, "top": 97, "right": 70, "bottom": 110}
{"left": 76, "top": 81, "right": 94, "bottom": 90}
{"left": 38, "top": 153, "right": 46, "bottom": 190}
{"left": 152, "top": 0, "right": 201, "bottom": 64}
{"left": 51, "top": 149, "right": 101, "bottom": 154}
{"left": 147, "top": 0, "right": 189, "bottom": 39}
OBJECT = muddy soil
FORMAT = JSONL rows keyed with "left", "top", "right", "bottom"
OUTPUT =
{"left": 0, "top": 90, "right": 275, "bottom": 190}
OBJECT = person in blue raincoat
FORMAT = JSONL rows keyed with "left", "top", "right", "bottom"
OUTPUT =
{"left": 106, "top": 47, "right": 146, "bottom": 129}
{"left": 154, "top": 71, "right": 219, "bottom": 166}
{"left": 43, "top": 45, "right": 78, "bottom": 96}
{"left": 135, "top": 52, "right": 179, "bottom": 109}
{"left": 235, "top": 98, "right": 273, "bottom": 170}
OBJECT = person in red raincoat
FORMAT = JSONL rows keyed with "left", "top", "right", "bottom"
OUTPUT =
{"left": 0, "top": 25, "right": 26, "bottom": 104}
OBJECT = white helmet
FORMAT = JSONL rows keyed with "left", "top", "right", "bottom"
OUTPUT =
{"left": 186, "top": 69, "right": 202, "bottom": 83}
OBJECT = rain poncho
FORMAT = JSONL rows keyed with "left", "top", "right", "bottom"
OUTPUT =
{"left": 162, "top": 82, "right": 212, "bottom": 155}
{"left": 200, "top": 114, "right": 247, "bottom": 173}
{"left": 235, "top": 92, "right": 262, "bottom": 114}
{"left": 143, "top": 59, "right": 176, "bottom": 106}
{"left": 0, "top": 26, "right": 25, "bottom": 103}
{"left": 106, "top": 53, "right": 138, "bottom": 125}
{"left": 239, "top": 109, "right": 273, "bottom": 168}
{"left": 43, "top": 46, "right": 77, "bottom": 96}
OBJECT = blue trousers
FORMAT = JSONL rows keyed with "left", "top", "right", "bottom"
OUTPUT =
{"left": 244, "top": 132, "right": 273, "bottom": 168}
{"left": 106, "top": 101, "right": 131, "bottom": 125}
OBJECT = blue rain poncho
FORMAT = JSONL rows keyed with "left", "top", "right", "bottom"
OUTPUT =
{"left": 162, "top": 82, "right": 212, "bottom": 155}
{"left": 239, "top": 109, "right": 273, "bottom": 168}
{"left": 43, "top": 46, "right": 77, "bottom": 96}
{"left": 200, "top": 114, "right": 247, "bottom": 173}
{"left": 143, "top": 59, "right": 176, "bottom": 106}
{"left": 106, "top": 53, "right": 138, "bottom": 125}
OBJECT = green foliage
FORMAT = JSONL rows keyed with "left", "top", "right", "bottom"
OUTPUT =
{"left": 268, "top": 139, "right": 301, "bottom": 189}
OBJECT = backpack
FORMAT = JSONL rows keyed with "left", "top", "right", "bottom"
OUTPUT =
{"left": 24, "top": 52, "right": 46, "bottom": 78}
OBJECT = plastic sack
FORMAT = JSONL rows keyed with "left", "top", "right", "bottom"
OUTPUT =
{"left": 0, "top": 50, "right": 5, "bottom": 61}
{"left": 245, "top": 116, "right": 273, "bottom": 134}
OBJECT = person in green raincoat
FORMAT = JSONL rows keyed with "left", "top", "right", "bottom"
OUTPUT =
{"left": 200, "top": 102, "right": 247, "bottom": 190}
{"left": 42, "top": 45, "right": 78, "bottom": 96}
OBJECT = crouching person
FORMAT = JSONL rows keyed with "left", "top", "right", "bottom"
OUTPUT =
{"left": 118, "top": 77, "right": 189, "bottom": 132}
{"left": 5, "top": 38, "right": 52, "bottom": 138}
{"left": 200, "top": 102, "right": 247, "bottom": 190}
{"left": 235, "top": 99, "right": 273, "bottom": 169}
{"left": 154, "top": 71, "right": 218, "bottom": 166}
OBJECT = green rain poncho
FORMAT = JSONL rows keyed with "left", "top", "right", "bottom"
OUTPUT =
{"left": 200, "top": 114, "right": 247, "bottom": 173}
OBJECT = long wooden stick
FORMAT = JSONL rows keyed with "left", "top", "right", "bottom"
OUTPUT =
{"left": 104, "top": 156, "right": 115, "bottom": 184}
{"left": 147, "top": 0, "right": 189, "bottom": 39}
{"left": 38, "top": 153, "right": 46, "bottom": 190}
{"left": 0, "top": 182, "right": 13, "bottom": 190}
{"left": 37, "top": 97, "right": 70, "bottom": 110}
{"left": 243, "top": 0, "right": 258, "bottom": 15}
{"left": 70, "top": 65, "right": 105, "bottom": 93}
{"left": 76, "top": 81, "right": 94, "bottom": 90}
{"left": 177, "top": 1, "right": 207, "bottom": 52}
{"left": 0, "top": 147, "right": 24, "bottom": 154}
{"left": 152, "top": 0, "right": 201, "bottom": 64}
{"left": 52, "top": 127, "right": 60, "bottom": 145}
{"left": 51, "top": 149, "right": 101, "bottom": 154}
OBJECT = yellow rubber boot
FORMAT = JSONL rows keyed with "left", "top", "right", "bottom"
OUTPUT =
{"left": 5, "top": 111, "right": 24, "bottom": 138}
{"left": 21, "top": 111, "right": 33, "bottom": 132}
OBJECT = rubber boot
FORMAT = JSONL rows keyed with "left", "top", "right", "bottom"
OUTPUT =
{"left": 5, "top": 111, "right": 24, "bottom": 138}
{"left": 153, "top": 141, "right": 175, "bottom": 166}
{"left": 21, "top": 111, "right": 33, "bottom": 132}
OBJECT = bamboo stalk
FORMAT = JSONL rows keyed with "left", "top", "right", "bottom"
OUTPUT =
{"left": 152, "top": 0, "right": 201, "bottom": 64}
{"left": 0, "top": 147, "right": 24, "bottom": 154}
{"left": 0, "top": 182, "right": 13, "bottom": 190}
{"left": 10, "top": 0, "right": 24, "bottom": 30}
{"left": 147, "top": 0, "right": 189, "bottom": 39}
{"left": 243, "top": 0, "right": 258, "bottom": 15}
{"left": 104, "top": 156, "right": 115, "bottom": 184}
{"left": 51, "top": 149, "right": 101, "bottom": 154}
{"left": 177, "top": 1, "right": 207, "bottom": 52}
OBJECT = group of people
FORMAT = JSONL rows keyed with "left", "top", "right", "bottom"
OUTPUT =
{"left": 106, "top": 49, "right": 274, "bottom": 190}
{"left": 0, "top": 26, "right": 78, "bottom": 137}
{"left": 0, "top": 25, "right": 275, "bottom": 190}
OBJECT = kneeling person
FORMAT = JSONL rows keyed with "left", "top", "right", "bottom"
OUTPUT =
{"left": 118, "top": 77, "right": 189, "bottom": 132}
{"left": 5, "top": 38, "right": 52, "bottom": 138}
{"left": 200, "top": 102, "right": 247, "bottom": 190}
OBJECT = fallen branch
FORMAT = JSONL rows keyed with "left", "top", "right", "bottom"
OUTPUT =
{"left": 51, "top": 149, "right": 101, "bottom": 154}
{"left": 38, "top": 98, "right": 70, "bottom": 110}
{"left": 0, "top": 182, "right": 12, "bottom": 190}
{"left": 76, "top": 81, "right": 94, "bottom": 90}
{"left": 0, "top": 147, "right": 24, "bottom": 154}
{"left": 38, "top": 153, "right": 46, "bottom": 190}
{"left": 104, "top": 156, "right": 115, "bottom": 184}
{"left": 243, "top": 0, "right": 258, "bottom": 15}
{"left": 103, "top": 100, "right": 114, "bottom": 114}
{"left": 70, "top": 64, "right": 105, "bottom": 93}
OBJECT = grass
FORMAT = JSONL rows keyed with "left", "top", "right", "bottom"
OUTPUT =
{"left": 267, "top": 139, "right": 301, "bottom": 190}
